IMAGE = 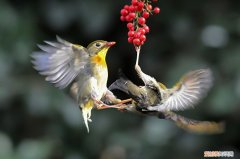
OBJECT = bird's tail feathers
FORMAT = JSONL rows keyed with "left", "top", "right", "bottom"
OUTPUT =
{"left": 164, "top": 112, "right": 225, "bottom": 134}
{"left": 81, "top": 100, "right": 94, "bottom": 133}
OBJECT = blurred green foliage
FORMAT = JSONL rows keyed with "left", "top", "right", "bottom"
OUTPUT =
{"left": 0, "top": 0, "right": 240, "bottom": 159}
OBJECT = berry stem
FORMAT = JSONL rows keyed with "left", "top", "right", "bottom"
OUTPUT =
{"left": 135, "top": 46, "right": 141, "bottom": 66}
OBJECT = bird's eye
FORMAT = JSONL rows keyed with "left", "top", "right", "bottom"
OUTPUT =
{"left": 95, "top": 43, "right": 101, "bottom": 48}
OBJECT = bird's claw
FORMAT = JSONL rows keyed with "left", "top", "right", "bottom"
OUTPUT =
{"left": 118, "top": 98, "right": 132, "bottom": 105}
{"left": 96, "top": 103, "right": 127, "bottom": 110}
{"left": 95, "top": 98, "right": 132, "bottom": 110}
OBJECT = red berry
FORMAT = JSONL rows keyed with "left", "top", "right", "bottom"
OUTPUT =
{"left": 138, "top": 17, "right": 146, "bottom": 25}
{"left": 138, "top": 28, "right": 146, "bottom": 35}
{"left": 128, "top": 27, "right": 134, "bottom": 31}
{"left": 137, "top": 2, "right": 144, "bottom": 11}
{"left": 124, "top": 5, "right": 129, "bottom": 10}
{"left": 137, "top": 6, "right": 143, "bottom": 11}
{"left": 133, "top": 38, "right": 141, "bottom": 45}
{"left": 140, "top": 35, "right": 146, "bottom": 42}
{"left": 134, "top": 31, "right": 141, "bottom": 38}
{"left": 154, "top": 7, "right": 160, "bottom": 14}
{"left": 129, "top": 12, "right": 136, "bottom": 19}
{"left": 143, "top": 25, "right": 150, "bottom": 33}
{"left": 128, "top": 31, "right": 135, "bottom": 37}
{"left": 142, "top": 11, "right": 150, "bottom": 19}
{"left": 120, "top": 1, "right": 156, "bottom": 46}
{"left": 129, "top": 26, "right": 134, "bottom": 31}
{"left": 131, "top": 0, "right": 138, "bottom": 6}
{"left": 147, "top": 4, "right": 152, "bottom": 11}
{"left": 127, "top": 22, "right": 134, "bottom": 29}
{"left": 138, "top": 2, "right": 144, "bottom": 8}
{"left": 120, "top": 9, "right": 128, "bottom": 16}
{"left": 125, "top": 15, "right": 131, "bottom": 21}
{"left": 129, "top": 5, "right": 135, "bottom": 12}
{"left": 134, "top": 5, "right": 138, "bottom": 11}
{"left": 120, "top": 16, "right": 125, "bottom": 21}
{"left": 128, "top": 37, "right": 133, "bottom": 43}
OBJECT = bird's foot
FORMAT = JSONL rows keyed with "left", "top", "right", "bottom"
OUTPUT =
{"left": 117, "top": 98, "right": 132, "bottom": 105}
{"left": 95, "top": 98, "right": 132, "bottom": 110}
{"left": 97, "top": 104, "right": 127, "bottom": 110}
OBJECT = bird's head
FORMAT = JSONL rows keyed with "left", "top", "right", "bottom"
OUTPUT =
{"left": 87, "top": 40, "right": 116, "bottom": 57}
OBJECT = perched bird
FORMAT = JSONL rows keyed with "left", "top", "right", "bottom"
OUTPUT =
{"left": 109, "top": 65, "right": 225, "bottom": 134}
{"left": 32, "top": 36, "right": 125, "bottom": 132}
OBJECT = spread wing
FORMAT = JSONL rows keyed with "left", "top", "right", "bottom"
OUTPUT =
{"left": 148, "top": 69, "right": 213, "bottom": 112}
{"left": 31, "top": 36, "right": 90, "bottom": 89}
{"left": 162, "top": 69, "right": 213, "bottom": 111}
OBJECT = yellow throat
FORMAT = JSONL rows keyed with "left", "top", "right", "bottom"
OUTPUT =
{"left": 91, "top": 47, "right": 109, "bottom": 67}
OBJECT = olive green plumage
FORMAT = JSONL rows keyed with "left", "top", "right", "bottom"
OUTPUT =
{"left": 110, "top": 66, "right": 224, "bottom": 134}
{"left": 32, "top": 36, "right": 117, "bottom": 132}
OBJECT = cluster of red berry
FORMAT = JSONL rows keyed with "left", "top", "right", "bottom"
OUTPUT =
{"left": 120, "top": 0, "right": 160, "bottom": 47}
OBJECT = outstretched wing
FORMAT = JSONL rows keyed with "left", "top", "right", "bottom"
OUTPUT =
{"left": 163, "top": 69, "right": 213, "bottom": 111}
{"left": 32, "top": 36, "right": 90, "bottom": 89}
{"left": 149, "top": 69, "right": 213, "bottom": 111}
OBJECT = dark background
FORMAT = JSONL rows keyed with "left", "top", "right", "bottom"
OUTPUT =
{"left": 0, "top": 0, "right": 240, "bottom": 159}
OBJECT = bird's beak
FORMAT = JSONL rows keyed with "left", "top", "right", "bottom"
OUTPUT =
{"left": 106, "top": 41, "right": 116, "bottom": 47}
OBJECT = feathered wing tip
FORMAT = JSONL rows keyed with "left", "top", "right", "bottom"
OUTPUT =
{"left": 56, "top": 35, "right": 72, "bottom": 46}
{"left": 154, "top": 69, "right": 214, "bottom": 111}
{"left": 31, "top": 36, "right": 80, "bottom": 89}
{"left": 31, "top": 36, "right": 89, "bottom": 89}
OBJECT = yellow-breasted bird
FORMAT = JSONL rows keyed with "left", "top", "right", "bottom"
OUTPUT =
{"left": 109, "top": 64, "right": 225, "bottom": 134}
{"left": 32, "top": 36, "right": 125, "bottom": 132}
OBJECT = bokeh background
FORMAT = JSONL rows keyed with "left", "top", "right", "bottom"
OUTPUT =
{"left": 0, "top": 0, "right": 240, "bottom": 159}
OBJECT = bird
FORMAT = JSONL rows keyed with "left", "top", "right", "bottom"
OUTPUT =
{"left": 31, "top": 36, "right": 129, "bottom": 132}
{"left": 109, "top": 64, "right": 225, "bottom": 134}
